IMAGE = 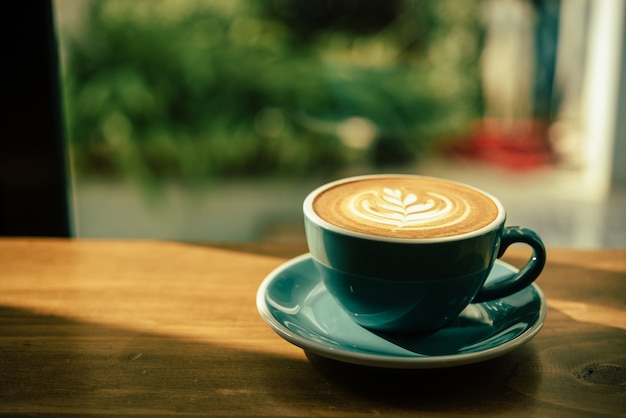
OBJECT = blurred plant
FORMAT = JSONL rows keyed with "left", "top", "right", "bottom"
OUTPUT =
{"left": 59, "top": 0, "right": 483, "bottom": 182}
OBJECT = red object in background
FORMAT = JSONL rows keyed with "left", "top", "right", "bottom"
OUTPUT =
{"left": 447, "top": 118, "right": 555, "bottom": 170}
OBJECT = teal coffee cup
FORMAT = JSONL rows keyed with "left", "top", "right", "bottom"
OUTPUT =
{"left": 303, "top": 174, "right": 546, "bottom": 333}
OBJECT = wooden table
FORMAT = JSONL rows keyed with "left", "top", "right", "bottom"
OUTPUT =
{"left": 0, "top": 239, "right": 624, "bottom": 417}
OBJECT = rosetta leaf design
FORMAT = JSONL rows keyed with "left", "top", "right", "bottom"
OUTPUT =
{"left": 378, "top": 188, "right": 422, "bottom": 226}
{"left": 350, "top": 186, "right": 464, "bottom": 231}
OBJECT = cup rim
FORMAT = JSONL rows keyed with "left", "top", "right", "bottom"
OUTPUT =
{"left": 303, "top": 174, "right": 507, "bottom": 243}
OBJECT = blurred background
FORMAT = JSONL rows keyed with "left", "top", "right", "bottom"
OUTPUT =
{"left": 51, "top": 0, "right": 625, "bottom": 247}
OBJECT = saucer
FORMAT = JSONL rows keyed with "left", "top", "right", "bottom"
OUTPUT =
{"left": 257, "top": 254, "right": 547, "bottom": 369}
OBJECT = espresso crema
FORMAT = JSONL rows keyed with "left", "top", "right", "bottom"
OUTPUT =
{"left": 312, "top": 176, "right": 500, "bottom": 239}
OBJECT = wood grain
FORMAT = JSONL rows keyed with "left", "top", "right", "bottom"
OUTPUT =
{"left": 0, "top": 239, "right": 624, "bottom": 417}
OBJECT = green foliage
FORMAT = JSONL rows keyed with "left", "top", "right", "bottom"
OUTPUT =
{"left": 60, "top": 0, "right": 483, "bottom": 181}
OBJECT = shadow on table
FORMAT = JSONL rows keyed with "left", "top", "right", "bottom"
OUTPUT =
{"left": 303, "top": 345, "right": 541, "bottom": 413}
{"left": 0, "top": 305, "right": 313, "bottom": 415}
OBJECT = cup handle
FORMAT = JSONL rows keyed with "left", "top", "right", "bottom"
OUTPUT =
{"left": 472, "top": 226, "right": 546, "bottom": 303}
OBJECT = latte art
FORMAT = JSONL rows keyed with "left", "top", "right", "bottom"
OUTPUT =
{"left": 349, "top": 187, "right": 471, "bottom": 231}
{"left": 311, "top": 176, "right": 501, "bottom": 239}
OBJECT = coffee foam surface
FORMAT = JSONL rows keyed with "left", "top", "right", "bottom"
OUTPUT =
{"left": 312, "top": 177, "right": 500, "bottom": 239}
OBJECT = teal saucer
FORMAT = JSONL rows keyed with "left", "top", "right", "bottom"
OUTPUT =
{"left": 257, "top": 254, "right": 547, "bottom": 369}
